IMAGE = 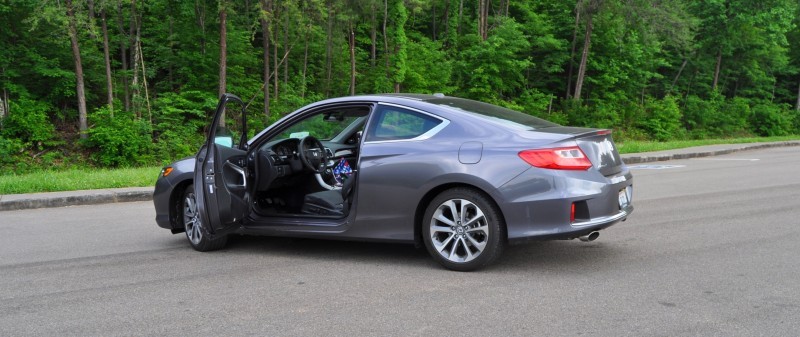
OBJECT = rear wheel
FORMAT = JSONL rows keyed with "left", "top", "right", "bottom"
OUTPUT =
{"left": 422, "top": 188, "right": 505, "bottom": 271}
{"left": 182, "top": 184, "right": 228, "bottom": 251}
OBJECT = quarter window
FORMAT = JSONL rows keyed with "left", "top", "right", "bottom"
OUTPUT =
{"left": 366, "top": 105, "right": 443, "bottom": 142}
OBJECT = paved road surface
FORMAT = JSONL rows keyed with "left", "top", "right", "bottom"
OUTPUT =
{"left": 1, "top": 147, "right": 799, "bottom": 336}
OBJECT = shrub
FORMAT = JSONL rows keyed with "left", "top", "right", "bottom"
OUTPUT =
{"left": 750, "top": 103, "right": 792, "bottom": 136}
{"left": 1, "top": 97, "right": 56, "bottom": 148}
{"left": 86, "top": 107, "right": 154, "bottom": 167}
{"left": 640, "top": 96, "right": 683, "bottom": 141}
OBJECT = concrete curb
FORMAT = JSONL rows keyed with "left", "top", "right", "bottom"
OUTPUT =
{"left": 620, "top": 141, "right": 800, "bottom": 164}
{"left": 0, "top": 188, "right": 153, "bottom": 212}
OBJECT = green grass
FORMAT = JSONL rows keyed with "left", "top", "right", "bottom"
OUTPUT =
{"left": 0, "top": 166, "right": 162, "bottom": 195}
{"left": 617, "top": 136, "right": 800, "bottom": 154}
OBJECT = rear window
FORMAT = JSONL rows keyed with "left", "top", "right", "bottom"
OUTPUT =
{"left": 429, "top": 97, "right": 559, "bottom": 130}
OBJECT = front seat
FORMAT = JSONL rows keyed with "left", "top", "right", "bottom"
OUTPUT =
{"left": 301, "top": 172, "right": 356, "bottom": 216}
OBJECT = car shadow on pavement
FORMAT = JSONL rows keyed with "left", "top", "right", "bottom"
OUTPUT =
{"left": 211, "top": 235, "right": 630, "bottom": 272}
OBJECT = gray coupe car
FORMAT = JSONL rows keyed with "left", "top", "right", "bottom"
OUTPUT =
{"left": 153, "top": 93, "right": 633, "bottom": 271}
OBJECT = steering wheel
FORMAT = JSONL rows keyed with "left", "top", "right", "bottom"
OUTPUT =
{"left": 298, "top": 136, "right": 328, "bottom": 174}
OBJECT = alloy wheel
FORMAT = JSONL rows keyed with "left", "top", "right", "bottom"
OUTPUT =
{"left": 429, "top": 198, "right": 490, "bottom": 263}
{"left": 183, "top": 191, "right": 203, "bottom": 245}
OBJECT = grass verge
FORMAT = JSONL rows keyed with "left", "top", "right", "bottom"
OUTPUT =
{"left": 617, "top": 136, "right": 800, "bottom": 154}
{"left": 0, "top": 166, "right": 161, "bottom": 195}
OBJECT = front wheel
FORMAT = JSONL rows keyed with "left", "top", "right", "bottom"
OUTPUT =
{"left": 182, "top": 184, "right": 228, "bottom": 251}
{"left": 422, "top": 188, "right": 505, "bottom": 271}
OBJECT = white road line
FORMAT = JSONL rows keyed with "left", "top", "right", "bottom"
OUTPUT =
{"left": 692, "top": 158, "right": 760, "bottom": 161}
{"left": 627, "top": 165, "right": 686, "bottom": 170}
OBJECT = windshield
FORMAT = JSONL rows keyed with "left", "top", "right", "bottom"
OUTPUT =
{"left": 274, "top": 108, "right": 368, "bottom": 141}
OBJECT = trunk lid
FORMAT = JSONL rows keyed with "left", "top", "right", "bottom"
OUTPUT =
{"left": 537, "top": 126, "right": 624, "bottom": 176}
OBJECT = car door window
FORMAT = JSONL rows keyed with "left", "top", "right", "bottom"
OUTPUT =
{"left": 366, "top": 105, "right": 443, "bottom": 142}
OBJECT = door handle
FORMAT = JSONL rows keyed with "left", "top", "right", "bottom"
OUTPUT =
{"left": 224, "top": 161, "right": 247, "bottom": 187}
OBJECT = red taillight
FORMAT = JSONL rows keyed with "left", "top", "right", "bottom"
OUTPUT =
{"left": 596, "top": 129, "right": 612, "bottom": 136}
{"left": 518, "top": 146, "right": 592, "bottom": 170}
{"left": 570, "top": 203, "right": 576, "bottom": 223}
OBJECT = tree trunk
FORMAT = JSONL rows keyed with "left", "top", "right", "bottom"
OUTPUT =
{"left": 457, "top": 0, "right": 463, "bottom": 36}
{"left": 370, "top": 1, "right": 377, "bottom": 66}
{"left": 349, "top": 27, "right": 356, "bottom": 96}
{"left": 101, "top": 9, "right": 114, "bottom": 117}
{"left": 116, "top": 0, "right": 130, "bottom": 112}
{"left": 66, "top": 0, "right": 88, "bottom": 139}
{"left": 302, "top": 28, "right": 309, "bottom": 99}
{"left": 325, "top": 1, "right": 334, "bottom": 96}
{"left": 432, "top": 2, "right": 437, "bottom": 41}
{"left": 0, "top": 88, "right": 6, "bottom": 121}
{"left": 130, "top": 0, "right": 137, "bottom": 78}
{"left": 283, "top": 6, "right": 289, "bottom": 86}
{"left": 566, "top": 0, "right": 581, "bottom": 98}
{"left": 669, "top": 58, "right": 688, "bottom": 95}
{"left": 478, "top": 0, "right": 487, "bottom": 41}
{"left": 195, "top": 0, "right": 207, "bottom": 54}
{"left": 712, "top": 49, "right": 722, "bottom": 91}
{"left": 273, "top": 2, "right": 279, "bottom": 100}
{"left": 383, "top": 0, "right": 390, "bottom": 84}
{"left": 796, "top": 79, "right": 800, "bottom": 111}
{"left": 260, "top": 0, "right": 271, "bottom": 119}
{"left": 219, "top": 3, "right": 227, "bottom": 98}
{"left": 132, "top": 24, "right": 141, "bottom": 117}
{"left": 138, "top": 41, "right": 152, "bottom": 124}
{"left": 573, "top": 12, "right": 593, "bottom": 101}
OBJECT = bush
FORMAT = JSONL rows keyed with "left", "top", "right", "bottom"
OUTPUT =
{"left": 750, "top": 103, "right": 793, "bottom": 136}
{"left": 640, "top": 96, "right": 683, "bottom": 141}
{"left": 0, "top": 136, "right": 25, "bottom": 167}
{"left": 152, "top": 91, "right": 217, "bottom": 161}
{"left": 1, "top": 97, "right": 56, "bottom": 148}
{"left": 86, "top": 107, "right": 154, "bottom": 167}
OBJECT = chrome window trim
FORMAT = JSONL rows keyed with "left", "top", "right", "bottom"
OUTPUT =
{"left": 363, "top": 102, "right": 450, "bottom": 144}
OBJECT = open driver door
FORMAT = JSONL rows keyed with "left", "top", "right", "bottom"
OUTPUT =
{"left": 194, "top": 93, "right": 251, "bottom": 235}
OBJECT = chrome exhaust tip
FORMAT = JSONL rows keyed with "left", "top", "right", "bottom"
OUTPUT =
{"left": 578, "top": 231, "right": 600, "bottom": 242}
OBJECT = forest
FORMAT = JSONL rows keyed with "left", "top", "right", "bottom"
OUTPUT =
{"left": 1, "top": 0, "right": 799, "bottom": 172}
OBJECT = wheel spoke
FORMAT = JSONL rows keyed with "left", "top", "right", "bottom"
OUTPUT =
{"left": 433, "top": 233, "right": 455, "bottom": 252}
{"left": 466, "top": 233, "right": 486, "bottom": 252}
{"left": 448, "top": 237, "right": 459, "bottom": 260}
{"left": 464, "top": 207, "right": 485, "bottom": 227}
{"left": 434, "top": 212, "right": 456, "bottom": 227}
{"left": 462, "top": 238, "right": 475, "bottom": 260}
{"left": 445, "top": 200, "right": 459, "bottom": 223}
{"left": 459, "top": 200, "right": 474, "bottom": 224}
{"left": 431, "top": 224, "right": 454, "bottom": 234}
{"left": 466, "top": 224, "right": 489, "bottom": 236}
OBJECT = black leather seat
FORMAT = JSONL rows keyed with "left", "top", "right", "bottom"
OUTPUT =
{"left": 301, "top": 173, "right": 355, "bottom": 216}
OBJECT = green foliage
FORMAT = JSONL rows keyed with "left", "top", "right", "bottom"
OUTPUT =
{"left": 640, "top": 96, "right": 684, "bottom": 141}
{"left": 1, "top": 97, "right": 56, "bottom": 148}
{"left": 750, "top": 102, "right": 794, "bottom": 136}
{"left": 86, "top": 107, "right": 154, "bottom": 167}
{"left": 152, "top": 91, "right": 216, "bottom": 161}
{"left": 1, "top": 0, "right": 799, "bottom": 174}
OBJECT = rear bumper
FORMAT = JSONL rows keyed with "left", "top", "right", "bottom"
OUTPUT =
{"left": 495, "top": 166, "right": 634, "bottom": 244}
{"left": 508, "top": 204, "right": 633, "bottom": 244}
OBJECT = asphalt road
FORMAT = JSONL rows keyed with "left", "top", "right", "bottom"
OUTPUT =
{"left": 1, "top": 147, "right": 799, "bottom": 336}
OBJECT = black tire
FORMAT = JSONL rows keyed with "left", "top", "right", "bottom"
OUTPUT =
{"left": 422, "top": 187, "right": 505, "bottom": 271}
{"left": 182, "top": 184, "right": 228, "bottom": 252}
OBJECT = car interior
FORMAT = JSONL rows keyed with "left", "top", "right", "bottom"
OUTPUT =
{"left": 251, "top": 106, "right": 371, "bottom": 219}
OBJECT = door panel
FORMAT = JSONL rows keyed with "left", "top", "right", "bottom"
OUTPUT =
{"left": 195, "top": 94, "right": 251, "bottom": 233}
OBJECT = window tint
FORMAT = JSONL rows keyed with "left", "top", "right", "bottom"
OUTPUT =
{"left": 428, "top": 97, "right": 559, "bottom": 130}
{"left": 366, "top": 105, "right": 442, "bottom": 141}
